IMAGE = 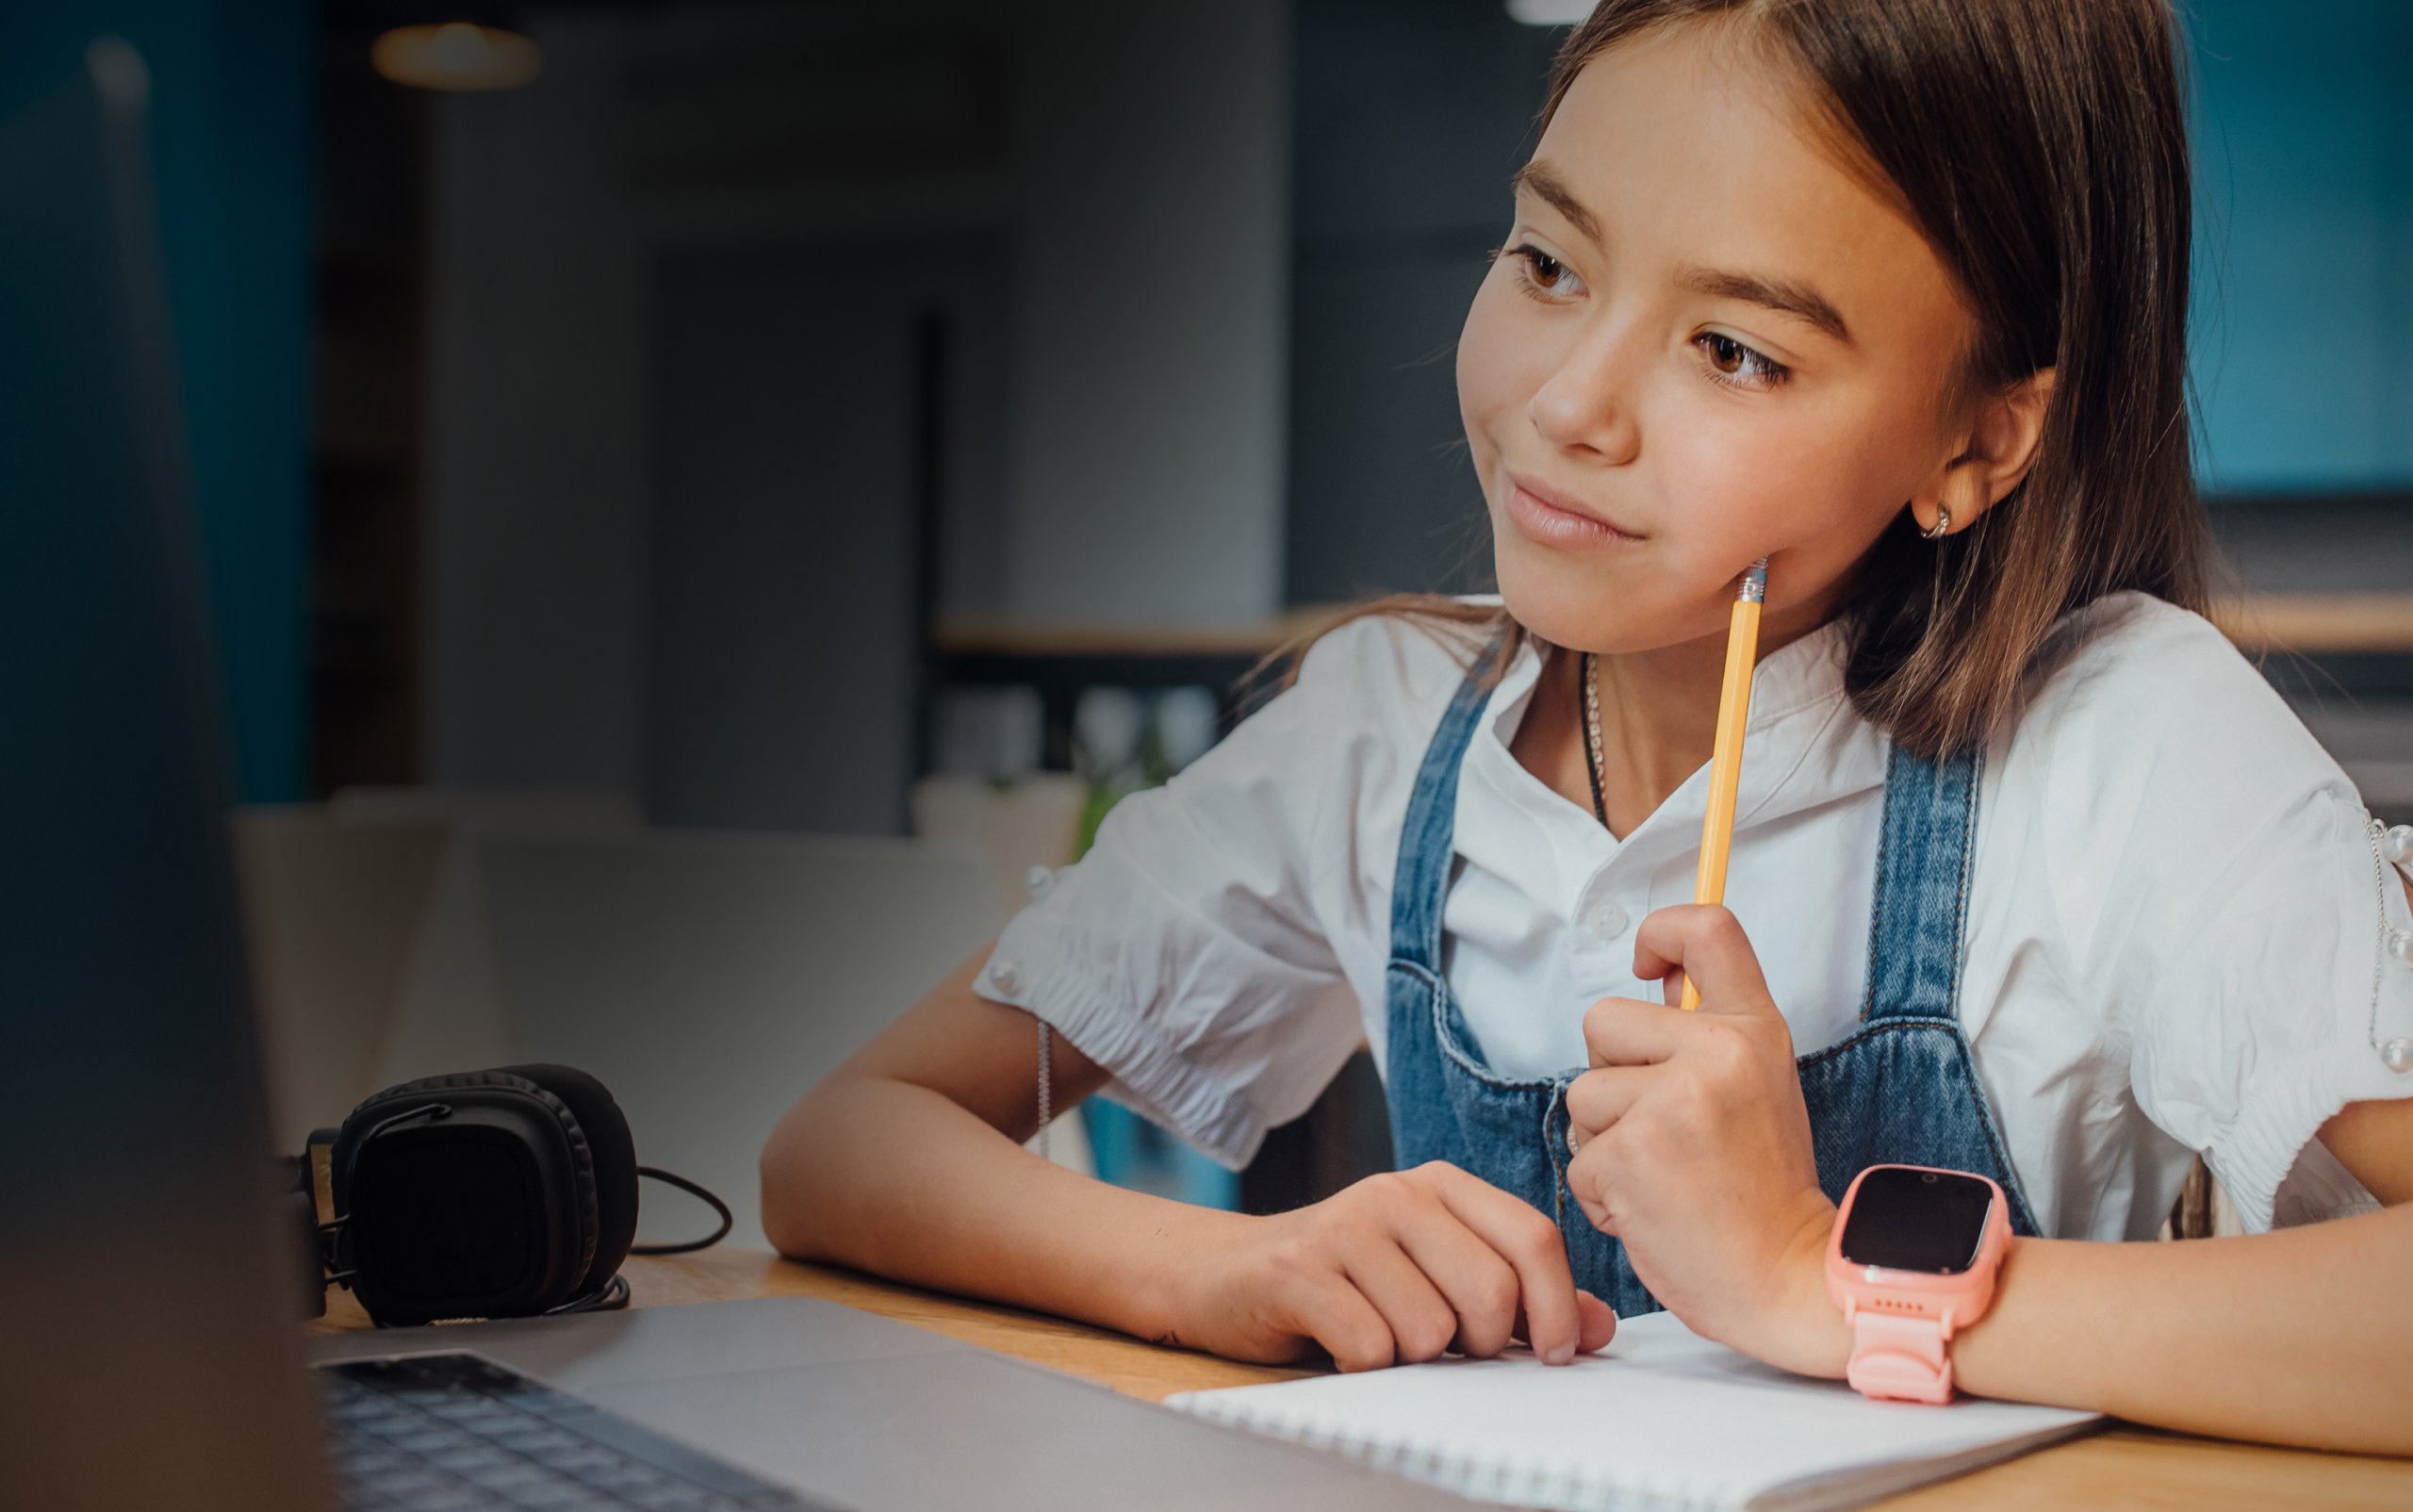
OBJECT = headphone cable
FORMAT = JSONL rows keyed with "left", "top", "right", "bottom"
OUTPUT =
{"left": 630, "top": 1166, "right": 734, "bottom": 1255}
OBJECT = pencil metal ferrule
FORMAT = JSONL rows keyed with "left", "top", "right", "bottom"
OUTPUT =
{"left": 1737, "top": 558, "right": 1768, "bottom": 604}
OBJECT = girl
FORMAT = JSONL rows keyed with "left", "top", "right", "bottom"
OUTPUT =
{"left": 763, "top": 0, "right": 2413, "bottom": 1454}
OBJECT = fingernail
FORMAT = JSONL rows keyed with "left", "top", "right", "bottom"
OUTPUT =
{"left": 1546, "top": 1341, "right": 1574, "bottom": 1365}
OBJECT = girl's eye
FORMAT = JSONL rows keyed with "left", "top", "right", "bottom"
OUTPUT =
{"left": 1497, "top": 242, "right": 1584, "bottom": 301}
{"left": 1694, "top": 332, "right": 1791, "bottom": 390}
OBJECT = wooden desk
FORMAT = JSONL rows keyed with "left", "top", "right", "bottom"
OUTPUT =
{"left": 316, "top": 1248, "right": 2413, "bottom": 1510}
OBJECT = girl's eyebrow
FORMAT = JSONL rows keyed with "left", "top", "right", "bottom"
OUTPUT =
{"left": 1509, "top": 160, "right": 1603, "bottom": 245}
{"left": 1673, "top": 265, "right": 1855, "bottom": 346}
{"left": 1510, "top": 159, "right": 1855, "bottom": 348}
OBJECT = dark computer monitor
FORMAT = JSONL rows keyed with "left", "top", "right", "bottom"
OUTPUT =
{"left": 0, "top": 37, "right": 326, "bottom": 1512}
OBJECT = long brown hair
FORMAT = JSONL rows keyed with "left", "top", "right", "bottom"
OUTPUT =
{"left": 1272, "top": 0, "right": 2210, "bottom": 758}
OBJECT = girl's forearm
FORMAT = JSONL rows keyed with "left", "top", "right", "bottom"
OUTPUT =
{"left": 1945, "top": 1203, "right": 2413, "bottom": 1453}
{"left": 760, "top": 1073, "right": 1240, "bottom": 1340}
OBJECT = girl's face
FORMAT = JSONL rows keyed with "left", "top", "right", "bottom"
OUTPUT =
{"left": 1458, "top": 22, "right": 1978, "bottom": 654}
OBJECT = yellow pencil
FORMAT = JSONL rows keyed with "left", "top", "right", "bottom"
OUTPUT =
{"left": 1678, "top": 558, "right": 1767, "bottom": 1011}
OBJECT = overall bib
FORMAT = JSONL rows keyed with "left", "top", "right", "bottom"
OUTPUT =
{"left": 1382, "top": 649, "right": 2042, "bottom": 1318}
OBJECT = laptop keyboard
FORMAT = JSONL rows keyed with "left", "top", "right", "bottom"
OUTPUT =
{"left": 320, "top": 1352, "right": 842, "bottom": 1512}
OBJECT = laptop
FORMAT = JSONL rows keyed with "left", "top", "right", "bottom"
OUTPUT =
{"left": 0, "top": 37, "right": 1472, "bottom": 1512}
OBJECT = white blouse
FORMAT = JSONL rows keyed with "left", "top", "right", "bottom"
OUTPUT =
{"left": 971, "top": 593, "right": 2413, "bottom": 1240}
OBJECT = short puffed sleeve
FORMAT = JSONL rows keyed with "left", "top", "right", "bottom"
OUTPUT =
{"left": 969, "top": 612, "right": 1471, "bottom": 1169}
{"left": 2037, "top": 600, "right": 2413, "bottom": 1229}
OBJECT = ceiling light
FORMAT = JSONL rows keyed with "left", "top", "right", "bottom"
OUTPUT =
{"left": 1506, "top": 0, "right": 1596, "bottom": 24}
{"left": 371, "top": 20, "right": 542, "bottom": 91}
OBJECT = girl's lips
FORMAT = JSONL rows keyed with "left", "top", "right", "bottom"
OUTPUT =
{"left": 1503, "top": 476, "right": 1644, "bottom": 551}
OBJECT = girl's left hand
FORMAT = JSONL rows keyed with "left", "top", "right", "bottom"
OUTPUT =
{"left": 1564, "top": 904, "right": 1849, "bottom": 1378}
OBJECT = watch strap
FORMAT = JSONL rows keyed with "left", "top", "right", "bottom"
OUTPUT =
{"left": 1845, "top": 1311, "right": 1953, "bottom": 1404}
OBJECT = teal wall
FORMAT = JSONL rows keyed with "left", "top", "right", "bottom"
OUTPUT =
{"left": 2187, "top": 0, "right": 2413, "bottom": 493}
{"left": 0, "top": 2, "right": 316, "bottom": 800}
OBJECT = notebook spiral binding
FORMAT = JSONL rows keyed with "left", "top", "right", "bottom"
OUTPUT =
{"left": 1190, "top": 1398, "right": 1718, "bottom": 1511}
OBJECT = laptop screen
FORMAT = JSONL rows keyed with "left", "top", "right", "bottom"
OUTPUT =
{"left": 0, "top": 38, "right": 326, "bottom": 1512}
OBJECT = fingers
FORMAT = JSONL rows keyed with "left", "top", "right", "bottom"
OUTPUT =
{"left": 1387, "top": 1194, "right": 1525, "bottom": 1359}
{"left": 1631, "top": 905, "right": 1772, "bottom": 1015}
{"left": 1574, "top": 1289, "right": 1618, "bottom": 1353}
{"left": 1290, "top": 1269, "right": 1402, "bottom": 1373}
{"left": 1565, "top": 1136, "right": 1624, "bottom": 1235}
{"left": 1513, "top": 1289, "right": 1619, "bottom": 1357}
{"left": 1420, "top": 1165, "right": 1587, "bottom": 1365}
{"left": 1583, "top": 995, "right": 1689, "bottom": 1068}
{"left": 1565, "top": 1065, "right": 1650, "bottom": 1150}
{"left": 1289, "top": 1165, "right": 1609, "bottom": 1372}
{"left": 1337, "top": 1232, "right": 1461, "bottom": 1365}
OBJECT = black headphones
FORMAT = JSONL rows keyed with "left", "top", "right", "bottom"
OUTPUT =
{"left": 295, "top": 1063, "right": 731, "bottom": 1327}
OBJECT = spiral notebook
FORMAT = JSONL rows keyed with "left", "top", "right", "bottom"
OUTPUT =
{"left": 1164, "top": 1311, "right": 2100, "bottom": 1511}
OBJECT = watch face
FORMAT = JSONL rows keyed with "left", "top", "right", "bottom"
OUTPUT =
{"left": 1837, "top": 1166, "right": 1994, "bottom": 1274}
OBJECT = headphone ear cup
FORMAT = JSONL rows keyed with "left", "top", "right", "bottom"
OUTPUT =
{"left": 496, "top": 1063, "right": 638, "bottom": 1293}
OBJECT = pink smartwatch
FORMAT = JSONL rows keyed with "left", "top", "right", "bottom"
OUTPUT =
{"left": 1824, "top": 1164, "right": 2012, "bottom": 1404}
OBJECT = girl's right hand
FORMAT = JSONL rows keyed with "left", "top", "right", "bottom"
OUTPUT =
{"left": 1166, "top": 1160, "right": 1617, "bottom": 1372}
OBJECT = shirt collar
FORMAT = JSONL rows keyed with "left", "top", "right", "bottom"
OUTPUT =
{"left": 1483, "top": 616, "right": 1854, "bottom": 748}
{"left": 1455, "top": 616, "right": 1885, "bottom": 887}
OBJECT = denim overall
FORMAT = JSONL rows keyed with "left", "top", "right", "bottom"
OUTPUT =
{"left": 1383, "top": 650, "right": 2042, "bottom": 1319}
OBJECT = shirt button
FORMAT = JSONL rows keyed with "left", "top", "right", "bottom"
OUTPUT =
{"left": 2389, "top": 929, "right": 2413, "bottom": 969}
{"left": 2383, "top": 1038, "right": 2413, "bottom": 1075}
{"left": 1023, "top": 864, "right": 1056, "bottom": 898}
{"left": 1584, "top": 900, "right": 1630, "bottom": 939}
{"left": 2384, "top": 825, "right": 2413, "bottom": 867}
{"left": 987, "top": 959, "right": 1021, "bottom": 993}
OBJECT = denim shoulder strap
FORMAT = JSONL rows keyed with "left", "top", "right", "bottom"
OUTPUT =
{"left": 1860, "top": 743, "right": 1982, "bottom": 1023}
{"left": 1387, "top": 642, "right": 1502, "bottom": 976}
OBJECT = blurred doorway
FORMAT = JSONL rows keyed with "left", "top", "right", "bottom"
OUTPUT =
{"left": 647, "top": 237, "right": 1008, "bottom": 834}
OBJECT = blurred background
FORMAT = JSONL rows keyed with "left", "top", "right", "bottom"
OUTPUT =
{"left": 8, "top": 0, "right": 2406, "bottom": 1241}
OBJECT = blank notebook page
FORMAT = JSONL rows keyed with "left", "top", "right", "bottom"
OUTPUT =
{"left": 1165, "top": 1310, "right": 2099, "bottom": 1512}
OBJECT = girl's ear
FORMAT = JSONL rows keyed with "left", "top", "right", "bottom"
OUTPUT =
{"left": 1908, "top": 368, "right": 2056, "bottom": 536}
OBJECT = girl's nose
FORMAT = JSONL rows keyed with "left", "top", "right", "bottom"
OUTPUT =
{"left": 1527, "top": 324, "right": 1642, "bottom": 465}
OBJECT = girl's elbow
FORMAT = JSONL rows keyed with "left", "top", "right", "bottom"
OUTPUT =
{"left": 758, "top": 1103, "right": 829, "bottom": 1259}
